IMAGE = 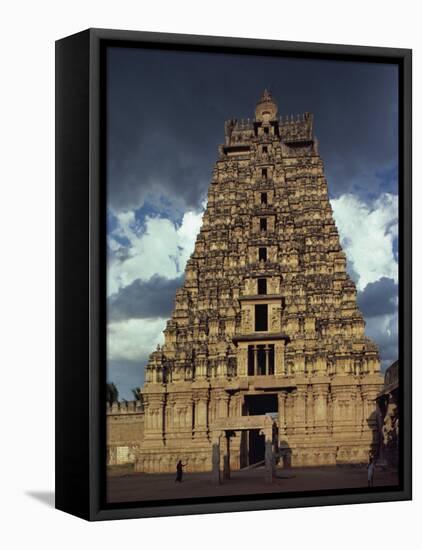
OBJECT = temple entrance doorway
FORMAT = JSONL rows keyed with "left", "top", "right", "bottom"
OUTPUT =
{"left": 239, "top": 394, "right": 278, "bottom": 467}
{"left": 248, "top": 429, "right": 265, "bottom": 464}
{"left": 212, "top": 414, "right": 276, "bottom": 483}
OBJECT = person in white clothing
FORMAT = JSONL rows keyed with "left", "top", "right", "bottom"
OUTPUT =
{"left": 367, "top": 456, "right": 375, "bottom": 488}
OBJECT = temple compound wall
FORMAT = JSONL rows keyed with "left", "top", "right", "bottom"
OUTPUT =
{"left": 107, "top": 91, "right": 384, "bottom": 473}
{"left": 107, "top": 401, "right": 144, "bottom": 466}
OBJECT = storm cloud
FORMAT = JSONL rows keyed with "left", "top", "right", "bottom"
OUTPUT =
{"left": 107, "top": 47, "right": 398, "bottom": 213}
{"left": 357, "top": 277, "right": 398, "bottom": 318}
{"left": 106, "top": 45, "right": 399, "bottom": 398}
{"left": 365, "top": 313, "right": 399, "bottom": 371}
{"left": 108, "top": 274, "right": 184, "bottom": 321}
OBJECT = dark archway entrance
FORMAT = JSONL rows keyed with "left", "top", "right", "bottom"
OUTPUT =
{"left": 239, "top": 394, "right": 278, "bottom": 467}
{"left": 212, "top": 415, "right": 276, "bottom": 484}
{"left": 248, "top": 429, "right": 265, "bottom": 464}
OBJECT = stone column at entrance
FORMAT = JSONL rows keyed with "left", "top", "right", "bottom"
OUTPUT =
{"left": 264, "top": 439, "right": 274, "bottom": 483}
{"left": 261, "top": 420, "right": 275, "bottom": 484}
{"left": 277, "top": 391, "right": 290, "bottom": 467}
{"left": 222, "top": 432, "right": 233, "bottom": 480}
{"left": 211, "top": 432, "right": 222, "bottom": 485}
{"left": 278, "top": 391, "right": 287, "bottom": 437}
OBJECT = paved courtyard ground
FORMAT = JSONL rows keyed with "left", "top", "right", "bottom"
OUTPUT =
{"left": 107, "top": 464, "right": 399, "bottom": 503}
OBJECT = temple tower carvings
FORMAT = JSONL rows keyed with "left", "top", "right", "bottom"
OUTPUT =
{"left": 136, "top": 90, "right": 383, "bottom": 472}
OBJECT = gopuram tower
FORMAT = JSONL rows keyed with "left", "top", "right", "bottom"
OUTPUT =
{"left": 136, "top": 90, "right": 383, "bottom": 473}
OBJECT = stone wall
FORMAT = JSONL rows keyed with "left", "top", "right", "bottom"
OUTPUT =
{"left": 107, "top": 401, "right": 144, "bottom": 466}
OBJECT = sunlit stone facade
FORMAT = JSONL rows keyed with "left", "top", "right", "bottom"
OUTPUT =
{"left": 130, "top": 90, "right": 383, "bottom": 472}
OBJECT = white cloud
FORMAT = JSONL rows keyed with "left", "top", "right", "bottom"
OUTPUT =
{"left": 107, "top": 194, "right": 399, "bottom": 371}
{"left": 108, "top": 317, "right": 166, "bottom": 362}
{"left": 331, "top": 193, "right": 398, "bottom": 290}
{"left": 107, "top": 207, "right": 204, "bottom": 296}
{"left": 176, "top": 210, "right": 204, "bottom": 270}
{"left": 331, "top": 193, "right": 399, "bottom": 368}
{"left": 106, "top": 205, "right": 204, "bottom": 368}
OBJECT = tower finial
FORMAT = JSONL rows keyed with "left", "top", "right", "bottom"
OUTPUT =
{"left": 261, "top": 88, "right": 272, "bottom": 101}
{"left": 255, "top": 89, "right": 278, "bottom": 122}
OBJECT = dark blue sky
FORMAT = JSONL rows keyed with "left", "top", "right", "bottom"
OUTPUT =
{"left": 106, "top": 45, "right": 399, "bottom": 400}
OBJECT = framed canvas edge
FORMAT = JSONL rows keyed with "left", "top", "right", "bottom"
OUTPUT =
{"left": 90, "top": 27, "right": 412, "bottom": 59}
{"left": 55, "top": 29, "right": 92, "bottom": 521}
{"left": 56, "top": 28, "right": 412, "bottom": 522}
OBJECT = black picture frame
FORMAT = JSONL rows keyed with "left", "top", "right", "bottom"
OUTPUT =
{"left": 55, "top": 28, "right": 412, "bottom": 521}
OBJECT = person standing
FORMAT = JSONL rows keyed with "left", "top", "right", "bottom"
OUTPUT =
{"left": 367, "top": 456, "right": 375, "bottom": 488}
{"left": 175, "top": 459, "right": 187, "bottom": 483}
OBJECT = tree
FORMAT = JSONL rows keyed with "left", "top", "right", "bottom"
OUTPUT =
{"left": 131, "top": 387, "right": 142, "bottom": 401}
{"left": 106, "top": 382, "right": 119, "bottom": 405}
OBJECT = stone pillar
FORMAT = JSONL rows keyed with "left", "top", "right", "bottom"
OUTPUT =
{"left": 253, "top": 346, "right": 258, "bottom": 375}
{"left": 196, "top": 354, "right": 207, "bottom": 380}
{"left": 355, "top": 389, "right": 363, "bottom": 433}
{"left": 295, "top": 352, "right": 305, "bottom": 376}
{"left": 274, "top": 341, "right": 286, "bottom": 376}
{"left": 294, "top": 386, "right": 307, "bottom": 435}
{"left": 306, "top": 390, "right": 314, "bottom": 435}
{"left": 193, "top": 389, "right": 209, "bottom": 439}
{"left": 261, "top": 424, "right": 275, "bottom": 484}
{"left": 314, "top": 352, "right": 327, "bottom": 375}
{"left": 330, "top": 387, "right": 342, "bottom": 435}
{"left": 182, "top": 394, "right": 194, "bottom": 435}
{"left": 216, "top": 390, "right": 229, "bottom": 418}
{"left": 265, "top": 440, "right": 274, "bottom": 483}
{"left": 145, "top": 366, "right": 153, "bottom": 384}
{"left": 217, "top": 354, "right": 228, "bottom": 378}
{"left": 264, "top": 345, "right": 269, "bottom": 375}
{"left": 143, "top": 393, "right": 165, "bottom": 442}
{"left": 237, "top": 345, "right": 248, "bottom": 377}
{"left": 211, "top": 431, "right": 222, "bottom": 485}
{"left": 143, "top": 397, "right": 151, "bottom": 431}
{"left": 173, "top": 401, "right": 180, "bottom": 430}
{"left": 313, "top": 383, "right": 329, "bottom": 434}
{"left": 278, "top": 391, "right": 287, "bottom": 438}
{"left": 166, "top": 395, "right": 175, "bottom": 432}
{"left": 222, "top": 434, "right": 231, "bottom": 480}
{"left": 285, "top": 392, "right": 294, "bottom": 429}
{"left": 223, "top": 454, "right": 230, "bottom": 480}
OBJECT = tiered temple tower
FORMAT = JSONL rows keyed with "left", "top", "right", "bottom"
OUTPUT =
{"left": 136, "top": 90, "right": 383, "bottom": 473}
